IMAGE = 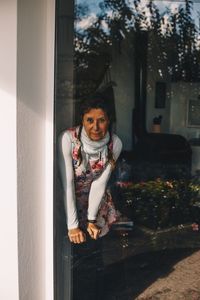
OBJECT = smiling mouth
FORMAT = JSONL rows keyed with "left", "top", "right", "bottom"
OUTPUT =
{"left": 90, "top": 133, "right": 103, "bottom": 140}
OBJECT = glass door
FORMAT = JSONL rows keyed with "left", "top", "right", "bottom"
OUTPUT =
{"left": 55, "top": 1, "right": 200, "bottom": 299}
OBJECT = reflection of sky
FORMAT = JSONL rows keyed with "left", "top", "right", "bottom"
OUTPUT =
{"left": 81, "top": 0, "right": 100, "bottom": 11}
{"left": 76, "top": 0, "right": 200, "bottom": 30}
{"left": 155, "top": 1, "right": 200, "bottom": 24}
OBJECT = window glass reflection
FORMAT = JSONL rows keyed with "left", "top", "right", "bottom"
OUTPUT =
{"left": 55, "top": 1, "right": 200, "bottom": 299}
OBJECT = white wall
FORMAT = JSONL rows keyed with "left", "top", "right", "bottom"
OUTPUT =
{"left": 0, "top": 1, "right": 19, "bottom": 299}
{"left": 170, "top": 82, "right": 200, "bottom": 139}
{"left": 17, "top": 0, "right": 55, "bottom": 300}
{"left": 146, "top": 32, "right": 200, "bottom": 137}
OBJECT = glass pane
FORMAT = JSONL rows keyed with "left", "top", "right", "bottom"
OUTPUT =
{"left": 55, "top": 0, "right": 200, "bottom": 299}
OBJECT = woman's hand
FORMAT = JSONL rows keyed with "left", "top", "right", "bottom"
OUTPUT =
{"left": 87, "top": 222, "right": 101, "bottom": 240}
{"left": 68, "top": 228, "right": 86, "bottom": 244}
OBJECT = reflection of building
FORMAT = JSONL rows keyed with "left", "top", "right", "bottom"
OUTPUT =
{"left": 72, "top": 1, "right": 200, "bottom": 152}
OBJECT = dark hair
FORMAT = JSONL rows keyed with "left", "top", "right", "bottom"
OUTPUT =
{"left": 77, "top": 92, "right": 116, "bottom": 169}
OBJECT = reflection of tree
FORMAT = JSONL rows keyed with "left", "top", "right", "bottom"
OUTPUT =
{"left": 74, "top": 0, "right": 200, "bottom": 97}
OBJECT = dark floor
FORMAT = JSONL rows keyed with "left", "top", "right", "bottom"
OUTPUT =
{"left": 103, "top": 248, "right": 197, "bottom": 300}
{"left": 72, "top": 226, "right": 200, "bottom": 300}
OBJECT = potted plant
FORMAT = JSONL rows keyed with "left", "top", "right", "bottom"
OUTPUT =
{"left": 152, "top": 115, "right": 162, "bottom": 133}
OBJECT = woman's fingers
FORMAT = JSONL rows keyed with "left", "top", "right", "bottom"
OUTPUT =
{"left": 92, "top": 227, "right": 98, "bottom": 239}
{"left": 71, "top": 233, "right": 84, "bottom": 244}
{"left": 68, "top": 228, "right": 86, "bottom": 244}
{"left": 87, "top": 227, "right": 93, "bottom": 236}
{"left": 87, "top": 223, "right": 101, "bottom": 240}
{"left": 79, "top": 231, "right": 86, "bottom": 243}
{"left": 75, "top": 235, "right": 81, "bottom": 244}
{"left": 75, "top": 231, "right": 86, "bottom": 243}
{"left": 68, "top": 234, "right": 74, "bottom": 243}
{"left": 93, "top": 228, "right": 101, "bottom": 239}
{"left": 87, "top": 225, "right": 93, "bottom": 238}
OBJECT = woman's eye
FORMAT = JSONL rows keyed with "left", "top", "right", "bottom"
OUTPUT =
{"left": 87, "top": 118, "right": 93, "bottom": 123}
{"left": 99, "top": 118, "right": 105, "bottom": 123}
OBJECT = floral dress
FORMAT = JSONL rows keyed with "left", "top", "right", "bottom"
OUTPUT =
{"left": 69, "top": 127, "right": 118, "bottom": 237}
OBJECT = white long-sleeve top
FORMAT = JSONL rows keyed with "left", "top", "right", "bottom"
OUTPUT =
{"left": 58, "top": 129, "right": 122, "bottom": 230}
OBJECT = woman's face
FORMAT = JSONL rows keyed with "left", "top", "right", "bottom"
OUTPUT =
{"left": 82, "top": 108, "right": 110, "bottom": 141}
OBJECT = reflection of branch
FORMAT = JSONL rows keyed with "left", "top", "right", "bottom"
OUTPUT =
{"left": 74, "top": 0, "right": 200, "bottom": 97}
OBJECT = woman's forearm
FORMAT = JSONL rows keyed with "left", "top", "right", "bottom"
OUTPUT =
{"left": 58, "top": 131, "right": 79, "bottom": 229}
{"left": 87, "top": 163, "right": 112, "bottom": 220}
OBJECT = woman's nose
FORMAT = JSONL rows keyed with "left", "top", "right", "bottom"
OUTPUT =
{"left": 93, "top": 121, "right": 99, "bottom": 131}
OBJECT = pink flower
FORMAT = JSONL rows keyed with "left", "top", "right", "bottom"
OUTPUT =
{"left": 95, "top": 162, "right": 103, "bottom": 169}
{"left": 90, "top": 160, "right": 104, "bottom": 170}
{"left": 192, "top": 223, "right": 199, "bottom": 231}
{"left": 166, "top": 181, "right": 173, "bottom": 188}
{"left": 73, "top": 149, "right": 78, "bottom": 157}
{"left": 116, "top": 181, "right": 133, "bottom": 188}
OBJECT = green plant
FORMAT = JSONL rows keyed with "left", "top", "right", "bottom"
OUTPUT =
{"left": 116, "top": 177, "right": 200, "bottom": 229}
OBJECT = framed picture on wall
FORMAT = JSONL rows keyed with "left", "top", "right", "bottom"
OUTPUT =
{"left": 187, "top": 99, "right": 200, "bottom": 127}
{"left": 155, "top": 82, "right": 166, "bottom": 108}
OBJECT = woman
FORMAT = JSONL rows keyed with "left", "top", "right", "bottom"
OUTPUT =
{"left": 58, "top": 93, "right": 122, "bottom": 244}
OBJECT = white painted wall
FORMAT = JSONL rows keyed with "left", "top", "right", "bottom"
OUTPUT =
{"left": 0, "top": 1, "right": 19, "bottom": 299}
{"left": 0, "top": 0, "right": 55, "bottom": 297}
{"left": 17, "top": 0, "right": 55, "bottom": 300}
